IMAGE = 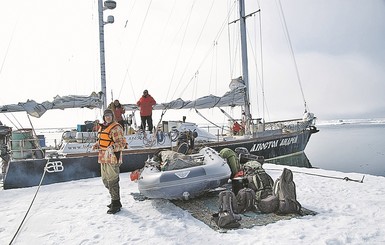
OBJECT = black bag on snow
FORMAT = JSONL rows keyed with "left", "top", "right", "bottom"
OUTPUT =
{"left": 273, "top": 168, "right": 302, "bottom": 215}
{"left": 243, "top": 161, "right": 274, "bottom": 202}
{"left": 257, "top": 195, "right": 279, "bottom": 213}
{"left": 277, "top": 198, "right": 302, "bottom": 214}
{"left": 211, "top": 190, "right": 241, "bottom": 229}
{"left": 236, "top": 188, "right": 256, "bottom": 213}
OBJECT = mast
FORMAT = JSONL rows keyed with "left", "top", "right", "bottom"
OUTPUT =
{"left": 239, "top": 0, "right": 252, "bottom": 134}
{"left": 98, "top": 0, "right": 116, "bottom": 110}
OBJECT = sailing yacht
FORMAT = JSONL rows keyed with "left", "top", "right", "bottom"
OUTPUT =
{"left": 0, "top": 0, "right": 318, "bottom": 189}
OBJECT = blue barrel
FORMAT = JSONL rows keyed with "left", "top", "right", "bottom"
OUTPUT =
{"left": 37, "top": 135, "right": 46, "bottom": 147}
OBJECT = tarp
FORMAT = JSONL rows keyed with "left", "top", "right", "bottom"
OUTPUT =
{"left": 131, "top": 184, "right": 317, "bottom": 231}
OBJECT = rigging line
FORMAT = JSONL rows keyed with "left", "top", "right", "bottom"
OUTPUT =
{"left": 245, "top": 11, "right": 268, "bottom": 120}
{"left": 123, "top": 0, "right": 137, "bottom": 29}
{"left": 234, "top": 1, "right": 243, "bottom": 77}
{"left": 225, "top": 0, "right": 239, "bottom": 79}
{"left": 258, "top": 14, "right": 264, "bottom": 118}
{"left": 177, "top": 72, "right": 198, "bottom": 100}
{"left": 155, "top": 4, "right": 195, "bottom": 101}
{"left": 193, "top": 72, "right": 198, "bottom": 106}
{"left": 166, "top": 0, "right": 197, "bottom": 101}
{"left": 132, "top": 0, "right": 178, "bottom": 98}
{"left": 214, "top": 41, "right": 218, "bottom": 94}
{"left": 117, "top": 0, "right": 138, "bottom": 99}
{"left": 201, "top": 0, "right": 236, "bottom": 63}
{"left": 215, "top": 42, "right": 219, "bottom": 94}
{"left": 127, "top": 72, "right": 138, "bottom": 105}
{"left": 129, "top": 0, "right": 153, "bottom": 69}
{"left": 27, "top": 114, "right": 45, "bottom": 156}
{"left": 258, "top": 9, "right": 269, "bottom": 120}
{"left": 173, "top": 1, "right": 236, "bottom": 100}
{"left": 219, "top": 107, "right": 236, "bottom": 122}
{"left": 265, "top": 168, "right": 365, "bottom": 183}
{"left": 11, "top": 113, "right": 24, "bottom": 130}
{"left": 167, "top": 0, "right": 199, "bottom": 100}
{"left": 0, "top": 16, "right": 19, "bottom": 78}
{"left": 27, "top": 115, "right": 38, "bottom": 138}
{"left": 276, "top": 0, "right": 308, "bottom": 111}
{"left": 120, "top": 0, "right": 153, "bottom": 89}
{"left": 209, "top": 41, "right": 216, "bottom": 93}
{"left": 177, "top": 50, "right": 212, "bottom": 100}
{"left": 0, "top": 36, "right": 12, "bottom": 76}
{"left": 173, "top": 0, "right": 216, "bottom": 99}
{"left": 253, "top": 10, "right": 262, "bottom": 118}
{"left": 214, "top": 1, "right": 237, "bottom": 44}
{"left": 184, "top": 0, "right": 235, "bottom": 90}
{"left": 120, "top": 61, "right": 136, "bottom": 103}
{"left": 245, "top": 21, "right": 261, "bottom": 117}
{"left": 178, "top": 43, "right": 216, "bottom": 99}
{"left": 228, "top": 19, "right": 241, "bottom": 80}
{"left": 2, "top": 114, "right": 20, "bottom": 130}
{"left": 226, "top": 3, "right": 233, "bottom": 78}
{"left": 194, "top": 108, "right": 225, "bottom": 130}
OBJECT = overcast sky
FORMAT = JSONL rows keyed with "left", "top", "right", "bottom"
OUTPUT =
{"left": 0, "top": 0, "right": 384, "bottom": 129}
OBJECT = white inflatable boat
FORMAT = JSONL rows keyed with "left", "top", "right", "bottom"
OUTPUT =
{"left": 138, "top": 147, "right": 231, "bottom": 200}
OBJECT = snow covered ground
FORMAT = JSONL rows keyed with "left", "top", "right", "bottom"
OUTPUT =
{"left": 1, "top": 164, "right": 385, "bottom": 245}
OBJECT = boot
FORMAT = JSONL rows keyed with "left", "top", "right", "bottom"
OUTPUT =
{"left": 107, "top": 200, "right": 122, "bottom": 214}
{"left": 106, "top": 201, "right": 122, "bottom": 208}
{"left": 107, "top": 199, "right": 123, "bottom": 208}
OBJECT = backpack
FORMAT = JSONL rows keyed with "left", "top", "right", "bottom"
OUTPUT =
{"left": 211, "top": 190, "right": 241, "bottom": 229}
{"left": 257, "top": 195, "right": 279, "bottom": 213}
{"left": 236, "top": 188, "right": 256, "bottom": 213}
{"left": 273, "top": 168, "right": 302, "bottom": 214}
{"left": 243, "top": 161, "right": 274, "bottom": 202}
{"left": 277, "top": 198, "right": 302, "bottom": 215}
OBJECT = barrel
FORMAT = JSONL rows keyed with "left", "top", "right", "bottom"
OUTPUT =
{"left": 37, "top": 135, "right": 46, "bottom": 147}
{"left": 11, "top": 129, "right": 42, "bottom": 159}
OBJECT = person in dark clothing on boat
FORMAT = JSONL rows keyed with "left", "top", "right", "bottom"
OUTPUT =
{"left": 136, "top": 89, "right": 156, "bottom": 133}
{"left": 92, "top": 109, "right": 126, "bottom": 214}
{"left": 112, "top": 99, "right": 126, "bottom": 129}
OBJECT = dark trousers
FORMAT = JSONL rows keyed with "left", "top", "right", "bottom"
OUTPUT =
{"left": 101, "top": 164, "right": 120, "bottom": 201}
{"left": 140, "top": 115, "right": 153, "bottom": 132}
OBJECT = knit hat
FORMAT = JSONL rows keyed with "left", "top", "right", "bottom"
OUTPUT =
{"left": 103, "top": 109, "right": 115, "bottom": 121}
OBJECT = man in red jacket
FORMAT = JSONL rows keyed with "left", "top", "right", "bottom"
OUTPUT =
{"left": 137, "top": 89, "right": 156, "bottom": 133}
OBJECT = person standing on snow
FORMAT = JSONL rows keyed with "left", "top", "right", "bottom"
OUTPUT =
{"left": 92, "top": 109, "right": 126, "bottom": 214}
{"left": 136, "top": 89, "right": 156, "bottom": 133}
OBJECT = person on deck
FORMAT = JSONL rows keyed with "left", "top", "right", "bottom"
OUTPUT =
{"left": 92, "top": 109, "right": 126, "bottom": 214}
{"left": 136, "top": 89, "right": 156, "bottom": 133}
{"left": 112, "top": 99, "right": 126, "bottom": 129}
{"left": 232, "top": 121, "right": 241, "bottom": 135}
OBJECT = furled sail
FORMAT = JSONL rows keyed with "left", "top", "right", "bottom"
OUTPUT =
{"left": 123, "top": 77, "right": 246, "bottom": 111}
{"left": 0, "top": 78, "right": 245, "bottom": 117}
{"left": 0, "top": 92, "right": 103, "bottom": 118}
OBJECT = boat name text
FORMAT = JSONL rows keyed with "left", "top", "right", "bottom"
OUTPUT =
{"left": 250, "top": 136, "right": 298, "bottom": 152}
